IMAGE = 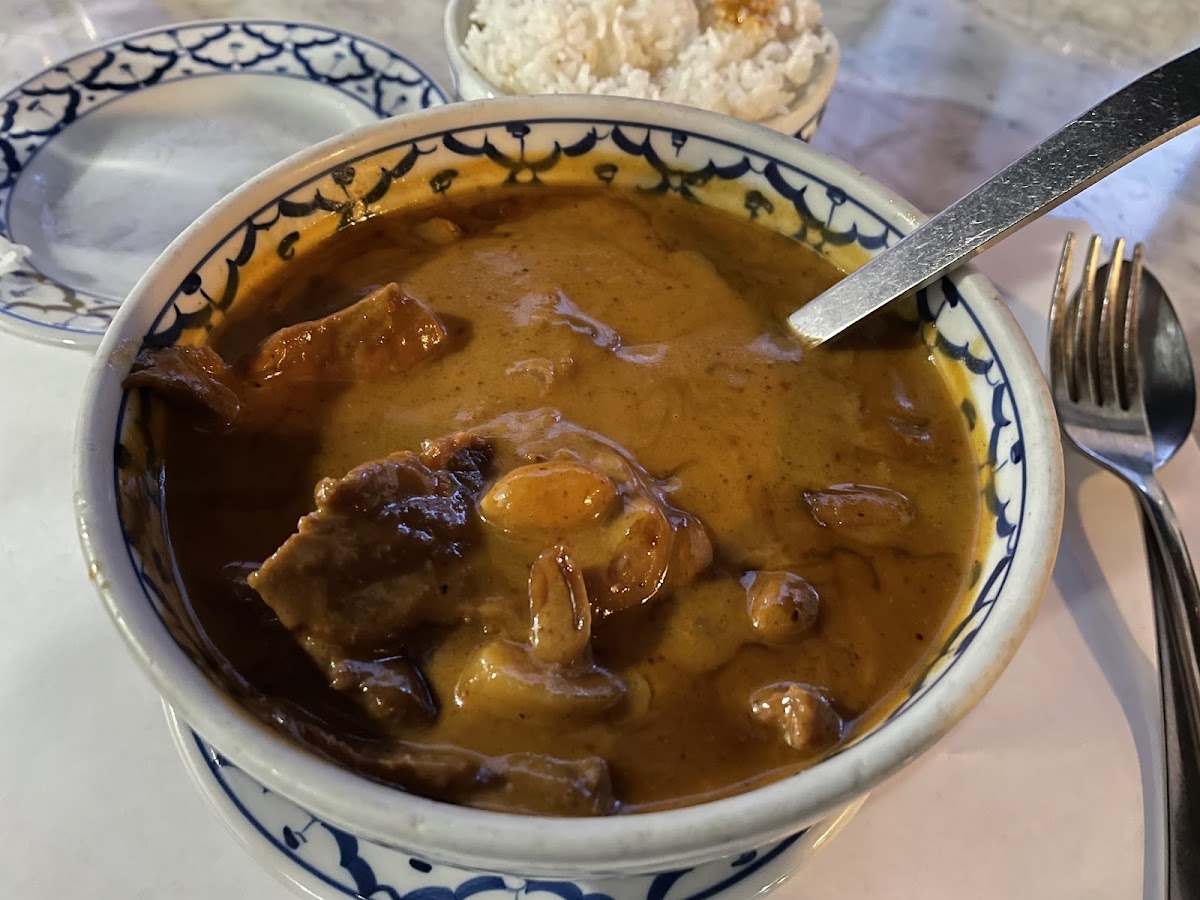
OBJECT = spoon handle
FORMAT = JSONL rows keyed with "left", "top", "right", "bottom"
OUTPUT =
{"left": 788, "top": 46, "right": 1200, "bottom": 346}
{"left": 1137, "top": 484, "right": 1200, "bottom": 899}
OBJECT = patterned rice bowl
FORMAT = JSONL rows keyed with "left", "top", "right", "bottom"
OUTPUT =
{"left": 442, "top": 0, "right": 840, "bottom": 142}
{"left": 75, "top": 95, "right": 1063, "bottom": 897}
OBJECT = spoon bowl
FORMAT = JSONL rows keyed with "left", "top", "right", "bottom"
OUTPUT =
{"left": 1138, "top": 264, "right": 1197, "bottom": 467}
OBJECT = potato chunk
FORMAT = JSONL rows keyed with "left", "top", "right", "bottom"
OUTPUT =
{"left": 454, "top": 639, "right": 625, "bottom": 720}
{"left": 327, "top": 655, "right": 436, "bottom": 724}
{"left": 652, "top": 578, "right": 750, "bottom": 674}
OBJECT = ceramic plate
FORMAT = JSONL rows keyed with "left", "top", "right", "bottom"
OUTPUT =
{"left": 165, "top": 705, "right": 864, "bottom": 900}
{"left": 0, "top": 19, "right": 446, "bottom": 348}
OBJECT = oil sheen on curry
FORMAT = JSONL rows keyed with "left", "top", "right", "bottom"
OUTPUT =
{"left": 127, "top": 185, "right": 980, "bottom": 816}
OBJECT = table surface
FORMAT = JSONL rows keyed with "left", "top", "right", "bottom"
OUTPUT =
{"left": 3, "top": 1, "right": 1200, "bottom": 897}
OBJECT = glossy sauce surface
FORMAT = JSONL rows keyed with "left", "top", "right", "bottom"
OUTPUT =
{"left": 153, "top": 186, "right": 980, "bottom": 814}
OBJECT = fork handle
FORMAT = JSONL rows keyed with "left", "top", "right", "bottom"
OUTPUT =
{"left": 1136, "top": 479, "right": 1200, "bottom": 900}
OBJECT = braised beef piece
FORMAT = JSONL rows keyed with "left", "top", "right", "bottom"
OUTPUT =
{"left": 302, "top": 727, "right": 616, "bottom": 815}
{"left": 418, "top": 430, "right": 493, "bottom": 493}
{"left": 122, "top": 283, "right": 449, "bottom": 418}
{"left": 473, "top": 752, "right": 616, "bottom": 816}
{"left": 247, "top": 437, "right": 494, "bottom": 718}
{"left": 241, "top": 282, "right": 449, "bottom": 382}
{"left": 126, "top": 295, "right": 494, "bottom": 737}
{"left": 297, "top": 728, "right": 495, "bottom": 795}
{"left": 327, "top": 656, "right": 437, "bottom": 723}
{"left": 124, "top": 345, "right": 242, "bottom": 424}
{"left": 250, "top": 437, "right": 492, "bottom": 640}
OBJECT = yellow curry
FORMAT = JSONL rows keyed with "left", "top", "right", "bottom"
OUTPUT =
{"left": 126, "top": 185, "right": 979, "bottom": 816}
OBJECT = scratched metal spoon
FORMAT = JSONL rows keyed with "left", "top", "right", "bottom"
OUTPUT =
{"left": 788, "top": 45, "right": 1200, "bottom": 347}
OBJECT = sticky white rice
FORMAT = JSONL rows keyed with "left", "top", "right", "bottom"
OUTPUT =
{"left": 461, "top": 0, "right": 832, "bottom": 122}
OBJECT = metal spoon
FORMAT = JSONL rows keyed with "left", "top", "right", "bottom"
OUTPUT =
{"left": 788, "top": 45, "right": 1200, "bottom": 347}
{"left": 1132, "top": 264, "right": 1200, "bottom": 900}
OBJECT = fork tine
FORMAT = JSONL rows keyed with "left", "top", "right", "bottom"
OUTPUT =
{"left": 1074, "top": 235, "right": 1103, "bottom": 404}
{"left": 1048, "top": 233, "right": 1076, "bottom": 399}
{"left": 1097, "top": 237, "right": 1127, "bottom": 407}
{"left": 1122, "top": 242, "right": 1146, "bottom": 410}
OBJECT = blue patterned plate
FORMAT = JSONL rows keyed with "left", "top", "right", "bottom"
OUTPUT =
{"left": 164, "top": 704, "right": 864, "bottom": 900}
{"left": 0, "top": 19, "right": 446, "bottom": 348}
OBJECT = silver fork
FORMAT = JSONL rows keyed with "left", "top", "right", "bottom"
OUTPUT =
{"left": 1049, "top": 234, "right": 1200, "bottom": 899}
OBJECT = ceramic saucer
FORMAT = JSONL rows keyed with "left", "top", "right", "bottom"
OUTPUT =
{"left": 0, "top": 19, "right": 446, "bottom": 347}
{"left": 165, "top": 705, "right": 864, "bottom": 900}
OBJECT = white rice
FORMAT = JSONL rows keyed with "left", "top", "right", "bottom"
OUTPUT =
{"left": 461, "top": 0, "right": 832, "bottom": 122}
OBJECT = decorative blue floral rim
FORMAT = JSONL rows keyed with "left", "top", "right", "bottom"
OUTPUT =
{"left": 183, "top": 725, "right": 809, "bottom": 900}
{"left": 0, "top": 19, "right": 446, "bottom": 343}
{"left": 106, "top": 109, "right": 1028, "bottom": 865}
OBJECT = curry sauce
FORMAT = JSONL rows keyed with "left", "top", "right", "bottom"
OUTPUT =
{"left": 134, "top": 186, "right": 980, "bottom": 815}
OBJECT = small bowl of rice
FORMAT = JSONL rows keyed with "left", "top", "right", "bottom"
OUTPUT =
{"left": 443, "top": 0, "right": 840, "bottom": 141}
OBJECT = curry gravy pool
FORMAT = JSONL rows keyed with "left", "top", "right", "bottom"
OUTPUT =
{"left": 127, "top": 185, "right": 980, "bottom": 816}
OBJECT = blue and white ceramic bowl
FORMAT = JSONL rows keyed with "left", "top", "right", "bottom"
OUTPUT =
{"left": 75, "top": 95, "right": 1063, "bottom": 892}
{"left": 166, "top": 704, "right": 866, "bottom": 900}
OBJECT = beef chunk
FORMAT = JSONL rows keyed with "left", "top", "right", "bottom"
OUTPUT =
{"left": 241, "top": 282, "right": 448, "bottom": 382}
{"left": 306, "top": 729, "right": 614, "bottom": 815}
{"left": 248, "top": 437, "right": 493, "bottom": 723}
{"left": 123, "top": 286, "right": 449, "bottom": 427}
{"left": 303, "top": 730, "right": 496, "bottom": 796}
{"left": 327, "top": 655, "right": 436, "bottom": 724}
{"left": 250, "top": 439, "right": 492, "bottom": 644}
{"left": 418, "top": 431, "right": 495, "bottom": 493}
{"left": 474, "top": 753, "right": 616, "bottom": 816}
{"left": 123, "top": 345, "right": 242, "bottom": 424}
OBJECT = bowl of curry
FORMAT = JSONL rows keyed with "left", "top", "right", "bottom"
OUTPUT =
{"left": 75, "top": 95, "right": 1063, "bottom": 884}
